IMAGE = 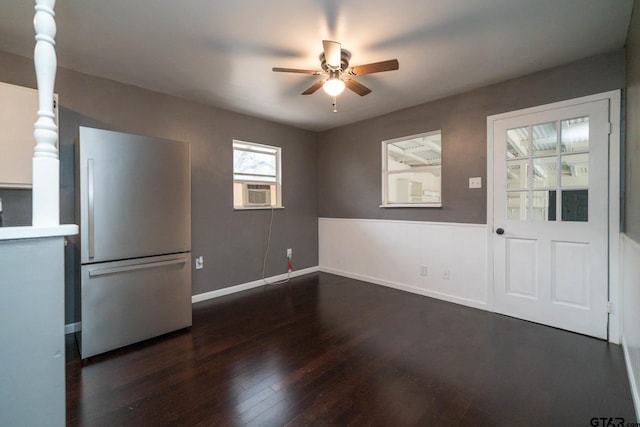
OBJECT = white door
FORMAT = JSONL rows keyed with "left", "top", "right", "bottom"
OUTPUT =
{"left": 491, "top": 98, "right": 610, "bottom": 339}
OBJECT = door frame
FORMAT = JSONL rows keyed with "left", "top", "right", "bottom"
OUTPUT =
{"left": 486, "top": 90, "right": 621, "bottom": 343}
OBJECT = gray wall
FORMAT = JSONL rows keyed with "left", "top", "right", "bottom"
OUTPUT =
{"left": 0, "top": 51, "right": 318, "bottom": 325}
{"left": 0, "top": 47, "right": 627, "bottom": 326}
{"left": 627, "top": 4, "right": 640, "bottom": 243}
{"left": 0, "top": 189, "right": 31, "bottom": 226}
{"left": 318, "top": 51, "right": 626, "bottom": 223}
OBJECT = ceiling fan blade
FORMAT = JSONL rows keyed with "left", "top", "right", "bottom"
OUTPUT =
{"left": 345, "top": 79, "right": 372, "bottom": 96}
{"left": 322, "top": 40, "right": 342, "bottom": 69}
{"left": 272, "top": 67, "right": 320, "bottom": 74}
{"left": 302, "top": 80, "right": 325, "bottom": 95}
{"left": 350, "top": 59, "right": 399, "bottom": 76}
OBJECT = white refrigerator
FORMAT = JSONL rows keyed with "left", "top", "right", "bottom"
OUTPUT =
{"left": 74, "top": 126, "right": 192, "bottom": 359}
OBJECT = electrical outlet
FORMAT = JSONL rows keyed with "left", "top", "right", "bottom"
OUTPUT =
{"left": 195, "top": 256, "right": 204, "bottom": 270}
{"left": 442, "top": 269, "right": 450, "bottom": 280}
{"left": 286, "top": 248, "right": 292, "bottom": 258}
{"left": 469, "top": 177, "right": 482, "bottom": 189}
{"left": 420, "top": 265, "right": 428, "bottom": 276}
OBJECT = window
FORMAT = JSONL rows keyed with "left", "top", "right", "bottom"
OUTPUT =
{"left": 381, "top": 130, "right": 442, "bottom": 207}
{"left": 505, "top": 116, "right": 590, "bottom": 221}
{"left": 233, "top": 140, "right": 282, "bottom": 209}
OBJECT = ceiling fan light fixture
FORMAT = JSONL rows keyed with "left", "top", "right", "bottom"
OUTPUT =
{"left": 323, "top": 78, "right": 345, "bottom": 96}
{"left": 323, "top": 70, "right": 345, "bottom": 96}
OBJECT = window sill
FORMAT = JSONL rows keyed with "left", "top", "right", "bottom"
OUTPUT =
{"left": 234, "top": 206, "right": 285, "bottom": 211}
{"left": 379, "top": 203, "right": 442, "bottom": 208}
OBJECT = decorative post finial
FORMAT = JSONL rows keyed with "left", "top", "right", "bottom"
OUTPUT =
{"left": 32, "top": 0, "right": 59, "bottom": 226}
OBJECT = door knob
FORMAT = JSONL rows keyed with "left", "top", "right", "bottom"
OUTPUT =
{"left": 496, "top": 228, "right": 505, "bottom": 235}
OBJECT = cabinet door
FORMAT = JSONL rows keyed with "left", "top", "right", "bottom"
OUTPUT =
{"left": 0, "top": 82, "right": 58, "bottom": 188}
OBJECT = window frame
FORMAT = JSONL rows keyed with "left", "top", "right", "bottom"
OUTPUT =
{"left": 381, "top": 130, "right": 443, "bottom": 208}
{"left": 233, "top": 139, "right": 283, "bottom": 210}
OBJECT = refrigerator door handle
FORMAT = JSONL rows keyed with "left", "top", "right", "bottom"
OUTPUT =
{"left": 88, "top": 256, "right": 188, "bottom": 277}
{"left": 87, "top": 158, "right": 95, "bottom": 259}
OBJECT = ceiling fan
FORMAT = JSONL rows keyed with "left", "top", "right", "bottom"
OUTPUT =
{"left": 273, "top": 40, "right": 399, "bottom": 110}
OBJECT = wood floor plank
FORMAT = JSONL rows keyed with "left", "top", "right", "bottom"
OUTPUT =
{"left": 66, "top": 273, "right": 636, "bottom": 426}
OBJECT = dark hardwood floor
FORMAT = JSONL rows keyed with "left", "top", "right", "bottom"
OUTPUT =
{"left": 66, "top": 273, "right": 636, "bottom": 426}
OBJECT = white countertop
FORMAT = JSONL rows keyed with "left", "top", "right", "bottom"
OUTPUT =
{"left": 0, "top": 224, "right": 78, "bottom": 241}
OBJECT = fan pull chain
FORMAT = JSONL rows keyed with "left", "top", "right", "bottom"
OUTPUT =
{"left": 332, "top": 96, "right": 338, "bottom": 113}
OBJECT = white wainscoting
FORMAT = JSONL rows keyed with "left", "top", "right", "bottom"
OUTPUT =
{"left": 622, "top": 233, "right": 640, "bottom": 420}
{"left": 319, "top": 218, "right": 488, "bottom": 310}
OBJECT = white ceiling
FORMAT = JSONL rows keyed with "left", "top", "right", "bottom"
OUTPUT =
{"left": 0, "top": 0, "right": 634, "bottom": 131}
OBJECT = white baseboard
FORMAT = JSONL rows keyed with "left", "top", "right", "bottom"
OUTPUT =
{"left": 320, "top": 267, "right": 488, "bottom": 311}
{"left": 66, "top": 267, "right": 320, "bottom": 332}
{"left": 623, "top": 336, "right": 640, "bottom": 422}
{"left": 191, "top": 266, "right": 320, "bottom": 304}
{"left": 64, "top": 321, "right": 81, "bottom": 335}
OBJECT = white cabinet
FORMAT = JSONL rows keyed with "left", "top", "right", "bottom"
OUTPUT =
{"left": 0, "top": 82, "right": 58, "bottom": 188}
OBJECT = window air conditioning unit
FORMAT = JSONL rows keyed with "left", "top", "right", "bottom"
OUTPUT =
{"left": 244, "top": 183, "right": 272, "bottom": 207}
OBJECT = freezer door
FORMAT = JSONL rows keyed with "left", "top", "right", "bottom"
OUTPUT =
{"left": 78, "top": 127, "right": 191, "bottom": 264}
{"left": 80, "top": 253, "right": 192, "bottom": 359}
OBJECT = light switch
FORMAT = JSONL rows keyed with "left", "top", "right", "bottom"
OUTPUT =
{"left": 469, "top": 177, "right": 482, "bottom": 189}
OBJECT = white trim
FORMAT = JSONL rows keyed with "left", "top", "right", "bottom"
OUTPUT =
{"left": 232, "top": 139, "right": 282, "bottom": 209}
{"left": 608, "top": 90, "right": 622, "bottom": 343}
{"left": 319, "top": 267, "right": 488, "bottom": 311}
{"left": 191, "top": 266, "right": 319, "bottom": 303}
{"left": 486, "top": 90, "right": 622, "bottom": 343}
{"left": 379, "top": 203, "right": 442, "bottom": 208}
{"left": 381, "top": 131, "right": 442, "bottom": 207}
{"left": 623, "top": 335, "right": 640, "bottom": 421}
{"left": 64, "top": 268, "right": 320, "bottom": 332}
{"left": 234, "top": 206, "right": 285, "bottom": 211}
{"left": 0, "top": 224, "right": 78, "bottom": 241}
{"left": 64, "top": 322, "right": 81, "bottom": 335}
{"left": 319, "top": 216, "right": 486, "bottom": 228}
{"left": 487, "top": 91, "right": 622, "bottom": 122}
{"left": 621, "top": 233, "right": 640, "bottom": 420}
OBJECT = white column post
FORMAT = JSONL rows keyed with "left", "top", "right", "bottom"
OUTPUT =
{"left": 32, "top": 0, "right": 59, "bottom": 227}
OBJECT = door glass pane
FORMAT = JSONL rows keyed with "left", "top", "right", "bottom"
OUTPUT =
{"left": 561, "top": 117, "right": 589, "bottom": 153}
{"left": 532, "top": 157, "right": 558, "bottom": 188}
{"left": 507, "top": 191, "right": 528, "bottom": 220}
{"left": 560, "top": 153, "right": 589, "bottom": 187}
{"left": 506, "top": 127, "right": 529, "bottom": 158}
{"left": 506, "top": 159, "right": 528, "bottom": 189}
{"left": 532, "top": 190, "right": 556, "bottom": 221}
{"left": 532, "top": 122, "right": 557, "bottom": 156}
{"left": 561, "top": 190, "right": 588, "bottom": 222}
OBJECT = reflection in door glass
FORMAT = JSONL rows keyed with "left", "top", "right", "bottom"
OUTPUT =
{"left": 562, "top": 190, "right": 588, "bottom": 221}
{"left": 532, "top": 190, "right": 556, "bottom": 221}
{"left": 507, "top": 191, "right": 528, "bottom": 220}
{"left": 506, "top": 127, "right": 529, "bottom": 158}
{"left": 561, "top": 117, "right": 589, "bottom": 152}
{"left": 532, "top": 157, "right": 558, "bottom": 188}
{"left": 532, "top": 122, "right": 557, "bottom": 156}
{"left": 561, "top": 153, "right": 589, "bottom": 187}
{"left": 506, "top": 160, "right": 528, "bottom": 189}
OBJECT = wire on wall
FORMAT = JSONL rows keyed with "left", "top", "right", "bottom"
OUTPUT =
{"left": 262, "top": 206, "right": 291, "bottom": 286}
